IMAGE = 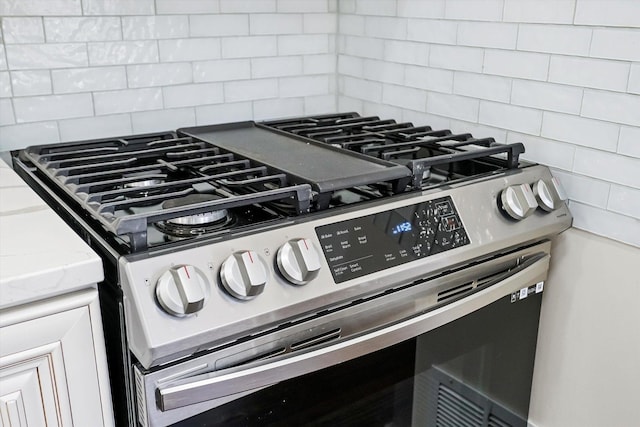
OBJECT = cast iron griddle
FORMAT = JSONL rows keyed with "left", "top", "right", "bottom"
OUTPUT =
{"left": 178, "top": 121, "right": 411, "bottom": 194}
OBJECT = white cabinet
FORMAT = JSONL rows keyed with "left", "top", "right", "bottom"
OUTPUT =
{"left": 0, "top": 289, "right": 114, "bottom": 426}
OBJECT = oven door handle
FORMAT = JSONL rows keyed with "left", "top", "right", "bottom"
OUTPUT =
{"left": 156, "top": 253, "right": 549, "bottom": 412}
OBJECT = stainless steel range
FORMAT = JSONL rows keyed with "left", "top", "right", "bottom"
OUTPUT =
{"left": 12, "top": 113, "right": 571, "bottom": 426}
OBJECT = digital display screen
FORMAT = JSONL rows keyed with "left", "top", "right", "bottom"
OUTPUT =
{"left": 391, "top": 221, "right": 412, "bottom": 235}
{"left": 316, "top": 196, "right": 470, "bottom": 283}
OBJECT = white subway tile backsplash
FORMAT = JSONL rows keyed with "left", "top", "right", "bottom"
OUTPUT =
{"left": 88, "top": 41, "right": 158, "bottom": 65}
{"left": 430, "top": 45, "right": 483, "bottom": 73}
{"left": 363, "top": 101, "right": 402, "bottom": 120}
{"left": 190, "top": 15, "right": 249, "bottom": 37}
{"left": 582, "top": 90, "right": 640, "bottom": 127}
{"left": 159, "top": 38, "right": 221, "bottom": 62}
{"left": 252, "top": 57, "right": 303, "bottom": 78}
{"left": 382, "top": 84, "right": 427, "bottom": 111}
{"left": 355, "top": 0, "right": 396, "bottom": 16}
{"left": 94, "top": 88, "right": 162, "bottom": 115}
{"left": 618, "top": 127, "right": 640, "bottom": 159}
{"left": 220, "top": 0, "right": 275, "bottom": 13}
{"left": 407, "top": 19, "right": 456, "bottom": 45}
{"left": 81, "top": 0, "right": 154, "bottom": 15}
{"left": 517, "top": 24, "right": 591, "bottom": 56}
{"left": 627, "top": 63, "right": 640, "bottom": 95}
{"left": 506, "top": 132, "right": 575, "bottom": 171}
{"left": 13, "top": 93, "right": 93, "bottom": 123}
{"left": 6, "top": 44, "right": 88, "bottom": 70}
{"left": 304, "top": 94, "right": 334, "bottom": 114}
{"left": 548, "top": 56, "right": 630, "bottom": 92}
{"left": 279, "top": 34, "right": 330, "bottom": 55}
{"left": 444, "top": 0, "right": 503, "bottom": 21}
{"left": 131, "top": 108, "right": 196, "bottom": 133}
{"left": 163, "top": 83, "right": 223, "bottom": 108}
{"left": 196, "top": 101, "right": 252, "bottom": 124}
{"left": 453, "top": 71, "right": 510, "bottom": 102}
{"left": 479, "top": 101, "right": 543, "bottom": 135}
{"left": 0, "top": 72, "right": 11, "bottom": 98}
{"left": 363, "top": 59, "right": 404, "bottom": 85}
{"left": 483, "top": 50, "right": 549, "bottom": 81}
{"left": 222, "top": 36, "right": 278, "bottom": 58}
{"left": 340, "top": 75, "right": 382, "bottom": 103}
{"left": 250, "top": 14, "right": 303, "bottom": 35}
{"left": 365, "top": 16, "right": 407, "bottom": 40}
{"left": 224, "top": 78, "right": 278, "bottom": 102}
{"left": 338, "top": 55, "right": 364, "bottom": 77}
{"left": 3, "top": 18, "right": 45, "bottom": 44}
{"left": 550, "top": 169, "right": 610, "bottom": 209}
{"left": 384, "top": 40, "right": 429, "bottom": 66}
{"left": 44, "top": 17, "right": 120, "bottom": 42}
{"left": 541, "top": 112, "right": 619, "bottom": 152}
{"left": 426, "top": 92, "right": 478, "bottom": 122}
{"left": 52, "top": 66, "right": 127, "bottom": 93}
{"left": 457, "top": 22, "right": 518, "bottom": 49}
{"left": 58, "top": 114, "right": 132, "bottom": 141}
{"left": 280, "top": 75, "right": 329, "bottom": 97}
{"left": 303, "top": 54, "right": 335, "bottom": 74}
{"left": 511, "top": 80, "right": 583, "bottom": 114}
{"left": 193, "top": 59, "right": 251, "bottom": 82}
{"left": 10, "top": 70, "right": 52, "bottom": 96}
{"left": 127, "top": 63, "right": 192, "bottom": 88}
{"left": 304, "top": 13, "right": 336, "bottom": 33}
{"left": 253, "top": 97, "right": 304, "bottom": 120}
{"left": 338, "top": 15, "right": 365, "bottom": 36}
{"left": 0, "top": 99, "right": 15, "bottom": 125}
{"left": 122, "top": 16, "right": 189, "bottom": 40}
{"left": 449, "top": 120, "right": 507, "bottom": 141}
{"left": 503, "top": 0, "right": 575, "bottom": 24}
{"left": 590, "top": 29, "right": 640, "bottom": 62}
{"left": 405, "top": 66, "right": 453, "bottom": 93}
{"left": 575, "top": 0, "right": 640, "bottom": 27}
{"left": 397, "top": 0, "right": 445, "bottom": 18}
{"left": 156, "top": 0, "right": 219, "bottom": 14}
{"left": 0, "top": 45, "right": 6, "bottom": 71}
{"left": 277, "top": 0, "right": 328, "bottom": 13}
{"left": 0, "top": 121, "right": 60, "bottom": 150}
{"left": 569, "top": 202, "right": 640, "bottom": 247}
{"left": 608, "top": 185, "right": 640, "bottom": 220}
{"left": 573, "top": 147, "right": 640, "bottom": 188}
{"left": 0, "top": 0, "right": 81, "bottom": 16}
{"left": 402, "top": 109, "right": 451, "bottom": 130}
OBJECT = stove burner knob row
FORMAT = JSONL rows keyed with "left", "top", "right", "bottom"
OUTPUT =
{"left": 220, "top": 251, "right": 268, "bottom": 300}
{"left": 533, "top": 177, "right": 568, "bottom": 212}
{"left": 277, "top": 238, "right": 321, "bottom": 285}
{"left": 156, "top": 265, "right": 209, "bottom": 317}
{"left": 500, "top": 183, "right": 538, "bottom": 220}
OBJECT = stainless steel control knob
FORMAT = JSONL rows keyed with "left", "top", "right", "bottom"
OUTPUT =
{"left": 500, "top": 183, "right": 538, "bottom": 220}
{"left": 220, "top": 251, "right": 268, "bottom": 300}
{"left": 533, "top": 177, "right": 568, "bottom": 212}
{"left": 156, "top": 265, "right": 209, "bottom": 316}
{"left": 277, "top": 238, "right": 322, "bottom": 285}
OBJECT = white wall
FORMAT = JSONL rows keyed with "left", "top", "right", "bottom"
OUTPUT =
{"left": 530, "top": 229, "right": 640, "bottom": 427}
{"left": 336, "top": 0, "right": 639, "bottom": 248}
{"left": 0, "top": 0, "right": 337, "bottom": 150}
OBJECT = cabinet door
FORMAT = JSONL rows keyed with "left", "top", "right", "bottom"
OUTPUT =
{"left": 0, "top": 289, "right": 114, "bottom": 426}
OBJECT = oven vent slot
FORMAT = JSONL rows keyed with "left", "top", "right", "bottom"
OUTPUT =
{"left": 290, "top": 328, "right": 341, "bottom": 352}
{"left": 437, "top": 282, "right": 474, "bottom": 303}
{"left": 488, "top": 414, "right": 512, "bottom": 427}
{"left": 436, "top": 385, "right": 484, "bottom": 425}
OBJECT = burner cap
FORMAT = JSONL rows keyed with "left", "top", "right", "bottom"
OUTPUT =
{"left": 162, "top": 194, "right": 228, "bottom": 226}
{"left": 125, "top": 178, "right": 164, "bottom": 189}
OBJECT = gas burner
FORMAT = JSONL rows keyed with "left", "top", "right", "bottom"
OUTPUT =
{"left": 123, "top": 171, "right": 168, "bottom": 199}
{"left": 155, "top": 194, "right": 234, "bottom": 238}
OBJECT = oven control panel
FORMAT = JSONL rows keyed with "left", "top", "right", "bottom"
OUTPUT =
{"left": 316, "top": 196, "right": 470, "bottom": 283}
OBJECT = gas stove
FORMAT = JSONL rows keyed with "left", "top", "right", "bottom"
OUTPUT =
{"left": 12, "top": 113, "right": 571, "bottom": 426}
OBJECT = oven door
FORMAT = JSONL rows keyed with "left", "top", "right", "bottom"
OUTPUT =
{"left": 136, "top": 242, "right": 550, "bottom": 427}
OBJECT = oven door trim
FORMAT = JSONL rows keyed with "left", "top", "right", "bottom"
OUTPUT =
{"left": 154, "top": 249, "right": 549, "bottom": 414}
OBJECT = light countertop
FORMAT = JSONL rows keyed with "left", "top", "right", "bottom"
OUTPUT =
{"left": 0, "top": 158, "right": 103, "bottom": 310}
